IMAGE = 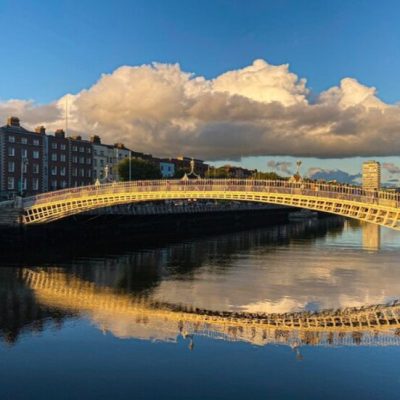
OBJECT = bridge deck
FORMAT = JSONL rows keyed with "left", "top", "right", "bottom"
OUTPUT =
{"left": 19, "top": 179, "right": 400, "bottom": 229}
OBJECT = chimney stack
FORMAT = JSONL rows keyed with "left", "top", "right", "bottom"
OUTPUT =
{"left": 90, "top": 135, "right": 101, "bottom": 144}
{"left": 35, "top": 126, "right": 46, "bottom": 134}
{"left": 7, "top": 116, "right": 20, "bottom": 127}
{"left": 55, "top": 129, "right": 65, "bottom": 138}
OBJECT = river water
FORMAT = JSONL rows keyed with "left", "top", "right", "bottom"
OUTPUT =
{"left": 1, "top": 217, "right": 400, "bottom": 399}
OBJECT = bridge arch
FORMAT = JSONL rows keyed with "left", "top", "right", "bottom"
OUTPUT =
{"left": 21, "top": 179, "right": 400, "bottom": 229}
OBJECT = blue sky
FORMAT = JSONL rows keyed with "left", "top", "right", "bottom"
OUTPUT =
{"left": 1, "top": 0, "right": 400, "bottom": 183}
{"left": 1, "top": 0, "right": 400, "bottom": 103}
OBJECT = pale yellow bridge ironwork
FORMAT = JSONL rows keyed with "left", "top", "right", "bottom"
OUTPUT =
{"left": 23, "top": 269, "right": 400, "bottom": 347}
{"left": 21, "top": 179, "right": 400, "bottom": 229}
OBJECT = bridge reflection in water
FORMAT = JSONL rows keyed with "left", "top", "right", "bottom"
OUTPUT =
{"left": 21, "top": 268, "right": 400, "bottom": 349}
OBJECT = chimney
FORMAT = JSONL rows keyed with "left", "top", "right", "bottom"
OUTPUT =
{"left": 7, "top": 116, "right": 20, "bottom": 127}
{"left": 35, "top": 126, "right": 46, "bottom": 134}
{"left": 90, "top": 135, "right": 101, "bottom": 144}
{"left": 55, "top": 129, "right": 65, "bottom": 139}
{"left": 114, "top": 142, "right": 125, "bottom": 149}
{"left": 70, "top": 135, "right": 82, "bottom": 141}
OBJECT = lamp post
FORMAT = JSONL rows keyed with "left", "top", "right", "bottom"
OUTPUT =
{"left": 20, "top": 157, "right": 28, "bottom": 196}
{"left": 129, "top": 150, "right": 132, "bottom": 181}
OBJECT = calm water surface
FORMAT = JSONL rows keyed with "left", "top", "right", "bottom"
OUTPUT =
{"left": 1, "top": 218, "right": 400, "bottom": 399}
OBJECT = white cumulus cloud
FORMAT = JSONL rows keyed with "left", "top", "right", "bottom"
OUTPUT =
{"left": 1, "top": 59, "right": 400, "bottom": 161}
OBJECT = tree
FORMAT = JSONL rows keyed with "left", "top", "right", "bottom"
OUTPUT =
{"left": 118, "top": 158, "right": 162, "bottom": 181}
{"left": 173, "top": 168, "right": 186, "bottom": 179}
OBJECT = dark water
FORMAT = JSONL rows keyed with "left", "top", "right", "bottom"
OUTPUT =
{"left": 1, "top": 218, "right": 400, "bottom": 399}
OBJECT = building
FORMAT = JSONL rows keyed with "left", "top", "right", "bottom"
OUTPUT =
{"left": 0, "top": 117, "right": 46, "bottom": 198}
{"left": 0, "top": 117, "right": 96, "bottom": 199}
{"left": 159, "top": 159, "right": 175, "bottom": 178}
{"left": 90, "top": 136, "right": 132, "bottom": 182}
{"left": 216, "top": 165, "right": 255, "bottom": 179}
{"left": 168, "top": 157, "right": 209, "bottom": 177}
{"left": 362, "top": 161, "right": 381, "bottom": 190}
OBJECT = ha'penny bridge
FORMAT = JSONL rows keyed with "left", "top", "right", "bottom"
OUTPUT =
{"left": 4, "top": 179, "right": 400, "bottom": 229}
{"left": 23, "top": 269, "right": 400, "bottom": 347}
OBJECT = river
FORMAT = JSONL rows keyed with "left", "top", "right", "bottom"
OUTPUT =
{"left": 0, "top": 217, "right": 399, "bottom": 399}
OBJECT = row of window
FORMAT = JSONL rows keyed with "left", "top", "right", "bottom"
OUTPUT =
{"left": 71, "top": 145, "right": 91, "bottom": 153}
{"left": 71, "top": 156, "right": 91, "bottom": 164}
{"left": 8, "top": 162, "right": 40, "bottom": 173}
{"left": 51, "top": 143, "right": 67, "bottom": 150}
{"left": 8, "top": 136, "right": 40, "bottom": 146}
{"left": 7, "top": 177, "right": 39, "bottom": 191}
{"left": 8, "top": 147, "right": 40, "bottom": 158}
{"left": 51, "top": 153, "right": 67, "bottom": 162}
{"left": 71, "top": 168, "right": 92, "bottom": 178}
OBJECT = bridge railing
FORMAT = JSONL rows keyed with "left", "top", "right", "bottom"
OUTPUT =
{"left": 22, "top": 179, "right": 400, "bottom": 209}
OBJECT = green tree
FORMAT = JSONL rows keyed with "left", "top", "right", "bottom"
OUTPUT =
{"left": 173, "top": 168, "right": 186, "bottom": 179}
{"left": 118, "top": 158, "right": 162, "bottom": 181}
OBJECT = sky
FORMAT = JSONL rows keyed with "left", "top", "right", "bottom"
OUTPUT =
{"left": 1, "top": 0, "right": 400, "bottom": 184}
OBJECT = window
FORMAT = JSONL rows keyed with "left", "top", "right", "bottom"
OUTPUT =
{"left": 87, "top": 170, "right": 92, "bottom": 178}
{"left": 8, "top": 161, "right": 15, "bottom": 173}
{"left": 33, "top": 139, "right": 40, "bottom": 146}
{"left": 79, "top": 147, "right": 84, "bottom": 152}
{"left": 79, "top": 156, "right": 84, "bottom": 164}
{"left": 21, "top": 149, "right": 28, "bottom": 158}
{"left": 33, "top": 150, "right": 39, "bottom": 159}
{"left": 33, "top": 164, "right": 39, "bottom": 174}
{"left": 87, "top": 148, "right": 92, "bottom": 154}
{"left": 51, "top": 166, "right": 57, "bottom": 175}
{"left": 51, "top": 153, "right": 58, "bottom": 161}
{"left": 60, "top": 144, "right": 66, "bottom": 150}
{"left": 80, "top": 168, "right": 85, "bottom": 177}
{"left": 60, "top": 167, "right": 66, "bottom": 176}
{"left": 100, "top": 160, "right": 104, "bottom": 166}
{"left": 51, "top": 180, "right": 57, "bottom": 190}
{"left": 72, "top": 156, "right": 78, "bottom": 163}
{"left": 86, "top": 158, "right": 91, "bottom": 165}
{"left": 8, "top": 147, "right": 15, "bottom": 156}
{"left": 7, "top": 177, "right": 14, "bottom": 190}
{"left": 93, "top": 159, "right": 97, "bottom": 166}
{"left": 22, "top": 163, "right": 27, "bottom": 173}
{"left": 72, "top": 145, "right": 78, "bottom": 152}
{"left": 32, "top": 178, "right": 39, "bottom": 191}
{"left": 100, "top": 150, "right": 104, "bottom": 156}
{"left": 22, "top": 177, "right": 27, "bottom": 190}
{"left": 72, "top": 167, "right": 77, "bottom": 177}
{"left": 61, "top": 180, "right": 67, "bottom": 188}
{"left": 8, "top": 136, "right": 15, "bottom": 143}
{"left": 51, "top": 143, "right": 58, "bottom": 149}
{"left": 60, "top": 154, "right": 66, "bottom": 162}
{"left": 21, "top": 138, "right": 28, "bottom": 145}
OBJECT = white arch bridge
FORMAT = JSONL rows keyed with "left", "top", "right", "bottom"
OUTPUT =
{"left": 19, "top": 179, "right": 400, "bottom": 229}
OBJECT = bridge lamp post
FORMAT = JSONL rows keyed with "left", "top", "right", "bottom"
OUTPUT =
{"left": 129, "top": 150, "right": 132, "bottom": 181}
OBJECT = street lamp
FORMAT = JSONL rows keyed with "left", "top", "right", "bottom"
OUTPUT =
{"left": 129, "top": 150, "right": 132, "bottom": 181}
{"left": 20, "top": 157, "right": 28, "bottom": 196}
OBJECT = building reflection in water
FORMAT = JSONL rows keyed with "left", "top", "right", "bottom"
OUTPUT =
{"left": 361, "top": 222, "right": 381, "bottom": 251}
{"left": 1, "top": 216, "right": 400, "bottom": 350}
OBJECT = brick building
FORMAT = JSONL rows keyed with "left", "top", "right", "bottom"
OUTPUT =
{"left": 0, "top": 117, "right": 93, "bottom": 199}
{"left": 0, "top": 117, "right": 45, "bottom": 198}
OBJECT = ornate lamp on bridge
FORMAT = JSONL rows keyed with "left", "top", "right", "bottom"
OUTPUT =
{"left": 289, "top": 160, "right": 303, "bottom": 183}
{"left": 182, "top": 158, "right": 201, "bottom": 180}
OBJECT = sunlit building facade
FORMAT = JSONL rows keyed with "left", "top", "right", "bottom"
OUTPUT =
{"left": 362, "top": 160, "right": 381, "bottom": 190}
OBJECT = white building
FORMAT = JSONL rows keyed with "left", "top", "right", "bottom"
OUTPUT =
{"left": 362, "top": 160, "right": 381, "bottom": 190}
{"left": 90, "top": 136, "right": 131, "bottom": 182}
